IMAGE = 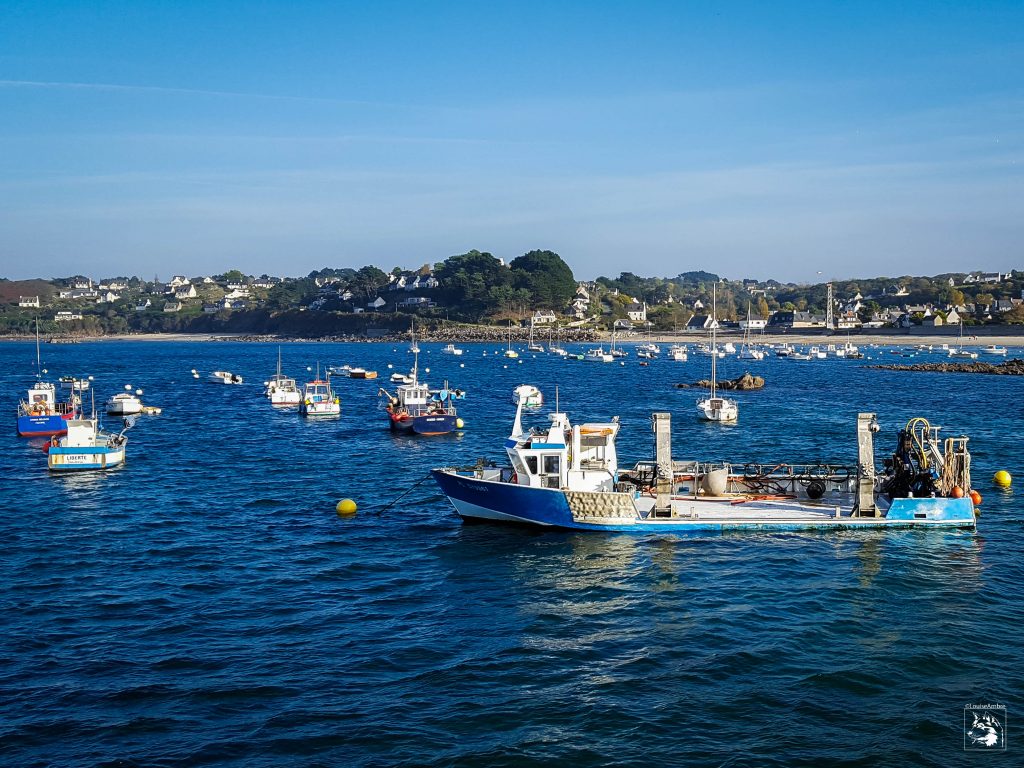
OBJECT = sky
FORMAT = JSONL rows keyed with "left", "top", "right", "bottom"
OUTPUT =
{"left": 1, "top": 0, "right": 1022, "bottom": 283}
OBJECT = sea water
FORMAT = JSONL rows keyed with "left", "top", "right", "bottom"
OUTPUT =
{"left": 1, "top": 340, "right": 1021, "bottom": 766}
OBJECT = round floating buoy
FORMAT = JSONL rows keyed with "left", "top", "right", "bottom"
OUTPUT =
{"left": 336, "top": 499, "right": 357, "bottom": 517}
{"left": 518, "top": 360, "right": 523, "bottom": 364}
{"left": 425, "top": 368, "right": 430, "bottom": 373}
{"left": 969, "top": 489, "right": 982, "bottom": 506}
{"left": 459, "top": 363, "right": 464, "bottom": 368}
{"left": 387, "top": 364, "right": 393, "bottom": 369}
{"left": 456, "top": 418, "right": 464, "bottom": 429}
{"left": 950, "top": 486, "right": 964, "bottom": 498}
{"left": 993, "top": 470, "right": 1012, "bottom": 488}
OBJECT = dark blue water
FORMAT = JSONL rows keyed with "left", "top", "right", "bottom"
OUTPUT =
{"left": 1, "top": 340, "right": 1021, "bottom": 767}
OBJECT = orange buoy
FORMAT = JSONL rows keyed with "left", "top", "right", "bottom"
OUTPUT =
{"left": 950, "top": 486, "right": 964, "bottom": 498}
{"left": 969, "top": 489, "right": 982, "bottom": 506}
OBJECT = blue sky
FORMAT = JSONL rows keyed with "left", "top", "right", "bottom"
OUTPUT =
{"left": 1, "top": 0, "right": 1021, "bottom": 282}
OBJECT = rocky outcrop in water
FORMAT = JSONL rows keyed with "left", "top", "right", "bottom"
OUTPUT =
{"left": 676, "top": 372, "right": 765, "bottom": 390}
{"left": 867, "top": 359, "right": 1024, "bottom": 375}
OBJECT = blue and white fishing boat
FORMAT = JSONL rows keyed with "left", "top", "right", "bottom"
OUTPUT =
{"left": 46, "top": 414, "right": 134, "bottom": 472}
{"left": 432, "top": 391, "right": 977, "bottom": 533}
{"left": 16, "top": 322, "right": 80, "bottom": 437}
{"left": 378, "top": 347, "right": 459, "bottom": 435}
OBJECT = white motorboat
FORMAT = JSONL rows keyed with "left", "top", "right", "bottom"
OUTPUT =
{"left": 391, "top": 372, "right": 415, "bottom": 384}
{"left": 584, "top": 348, "right": 614, "bottom": 363}
{"left": 637, "top": 342, "right": 661, "bottom": 358}
{"left": 981, "top": 345, "right": 1007, "bottom": 356}
{"left": 441, "top": 344, "right": 464, "bottom": 356}
{"left": 105, "top": 391, "right": 143, "bottom": 416}
{"left": 697, "top": 286, "right": 738, "bottom": 423}
{"left": 60, "top": 375, "right": 90, "bottom": 391}
{"left": 209, "top": 370, "right": 243, "bottom": 385}
{"left": 808, "top": 346, "right": 827, "bottom": 359}
{"left": 669, "top": 344, "right": 688, "bottom": 362}
{"left": 512, "top": 384, "right": 543, "bottom": 408}
{"left": 721, "top": 342, "right": 736, "bottom": 354}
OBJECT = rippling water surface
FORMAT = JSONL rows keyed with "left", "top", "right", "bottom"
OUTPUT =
{"left": 1, "top": 340, "right": 1021, "bottom": 767}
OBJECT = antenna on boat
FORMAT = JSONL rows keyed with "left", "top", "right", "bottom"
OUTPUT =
{"left": 555, "top": 385, "right": 559, "bottom": 413}
{"left": 35, "top": 316, "right": 42, "bottom": 379}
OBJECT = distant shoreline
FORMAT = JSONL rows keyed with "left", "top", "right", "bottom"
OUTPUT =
{"left": 2, "top": 329, "right": 1024, "bottom": 346}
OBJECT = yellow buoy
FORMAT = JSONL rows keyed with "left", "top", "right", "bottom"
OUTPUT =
{"left": 993, "top": 470, "right": 1012, "bottom": 488}
{"left": 336, "top": 499, "right": 357, "bottom": 516}
{"left": 456, "top": 418, "right": 464, "bottom": 429}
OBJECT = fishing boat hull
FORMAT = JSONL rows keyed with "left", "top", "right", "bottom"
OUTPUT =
{"left": 300, "top": 403, "right": 340, "bottom": 418}
{"left": 432, "top": 470, "right": 977, "bottom": 533}
{"left": 17, "top": 413, "right": 72, "bottom": 437}
{"left": 389, "top": 412, "right": 458, "bottom": 435}
{"left": 269, "top": 391, "right": 302, "bottom": 406}
{"left": 47, "top": 443, "right": 126, "bottom": 471}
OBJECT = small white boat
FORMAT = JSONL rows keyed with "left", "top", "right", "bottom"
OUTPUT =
{"left": 584, "top": 348, "right": 614, "bottom": 363}
{"left": 669, "top": 344, "right": 688, "bottom": 362}
{"left": 981, "top": 345, "right": 1007, "bottom": 356}
{"left": 209, "top": 370, "right": 243, "bottom": 385}
{"left": 808, "top": 346, "right": 827, "bottom": 359}
{"left": 637, "top": 342, "right": 661, "bottom": 358}
{"left": 512, "top": 384, "right": 543, "bottom": 408}
{"left": 299, "top": 376, "right": 340, "bottom": 418}
{"left": 105, "top": 391, "right": 143, "bottom": 416}
{"left": 549, "top": 346, "right": 569, "bottom": 357}
{"left": 348, "top": 368, "right": 378, "bottom": 379}
{"left": 441, "top": 344, "right": 464, "bottom": 356}
{"left": 721, "top": 342, "right": 736, "bottom": 354}
{"left": 790, "top": 352, "right": 813, "bottom": 361}
{"left": 46, "top": 415, "right": 133, "bottom": 471}
{"left": 264, "top": 348, "right": 302, "bottom": 406}
{"left": 60, "top": 376, "right": 90, "bottom": 391}
{"left": 391, "top": 372, "right": 415, "bottom": 384}
{"left": 697, "top": 286, "right": 738, "bottom": 423}
{"left": 775, "top": 345, "right": 794, "bottom": 358}
{"left": 737, "top": 347, "right": 764, "bottom": 360}
{"left": 949, "top": 349, "right": 978, "bottom": 360}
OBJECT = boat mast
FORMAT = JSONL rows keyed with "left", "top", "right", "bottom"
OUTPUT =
{"left": 411, "top": 320, "right": 419, "bottom": 383}
{"left": 35, "top": 317, "right": 42, "bottom": 378}
{"left": 710, "top": 285, "right": 717, "bottom": 399}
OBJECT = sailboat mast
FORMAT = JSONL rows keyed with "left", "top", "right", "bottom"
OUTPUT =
{"left": 711, "top": 286, "right": 717, "bottom": 398}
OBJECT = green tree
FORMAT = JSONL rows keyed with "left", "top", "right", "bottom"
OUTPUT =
{"left": 509, "top": 250, "right": 576, "bottom": 310}
{"left": 350, "top": 266, "right": 389, "bottom": 300}
{"left": 434, "top": 250, "right": 513, "bottom": 319}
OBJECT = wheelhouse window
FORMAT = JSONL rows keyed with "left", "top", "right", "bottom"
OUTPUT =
{"left": 525, "top": 455, "right": 538, "bottom": 474}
